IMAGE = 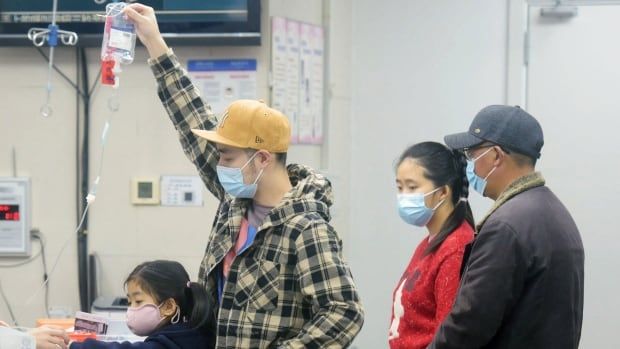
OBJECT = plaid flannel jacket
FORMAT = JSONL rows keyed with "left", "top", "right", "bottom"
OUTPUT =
{"left": 149, "top": 51, "right": 364, "bottom": 349}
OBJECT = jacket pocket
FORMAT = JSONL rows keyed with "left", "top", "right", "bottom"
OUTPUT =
{"left": 234, "top": 259, "right": 280, "bottom": 312}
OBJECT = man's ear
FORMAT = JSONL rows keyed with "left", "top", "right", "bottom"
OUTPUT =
{"left": 255, "top": 150, "right": 273, "bottom": 169}
{"left": 492, "top": 145, "right": 507, "bottom": 167}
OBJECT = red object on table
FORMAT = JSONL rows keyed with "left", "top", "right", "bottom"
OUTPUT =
{"left": 69, "top": 331, "right": 97, "bottom": 343}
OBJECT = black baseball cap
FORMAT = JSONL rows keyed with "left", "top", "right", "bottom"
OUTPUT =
{"left": 444, "top": 105, "right": 544, "bottom": 159}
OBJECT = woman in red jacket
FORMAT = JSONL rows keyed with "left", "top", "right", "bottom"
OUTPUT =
{"left": 389, "top": 142, "right": 475, "bottom": 349}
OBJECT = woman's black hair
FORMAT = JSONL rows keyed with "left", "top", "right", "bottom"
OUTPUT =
{"left": 397, "top": 141, "right": 475, "bottom": 255}
{"left": 125, "top": 260, "right": 215, "bottom": 336}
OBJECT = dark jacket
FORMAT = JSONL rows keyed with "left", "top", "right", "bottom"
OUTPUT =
{"left": 69, "top": 323, "right": 213, "bottom": 349}
{"left": 429, "top": 173, "right": 584, "bottom": 349}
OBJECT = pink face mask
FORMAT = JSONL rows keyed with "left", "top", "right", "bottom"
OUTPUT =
{"left": 126, "top": 303, "right": 165, "bottom": 336}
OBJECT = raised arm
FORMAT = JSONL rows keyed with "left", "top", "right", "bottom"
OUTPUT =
{"left": 125, "top": 3, "right": 226, "bottom": 200}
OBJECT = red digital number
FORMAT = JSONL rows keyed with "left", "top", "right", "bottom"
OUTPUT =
{"left": 3, "top": 212, "right": 19, "bottom": 221}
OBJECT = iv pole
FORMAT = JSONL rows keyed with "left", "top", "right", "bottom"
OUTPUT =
{"left": 27, "top": 0, "right": 79, "bottom": 117}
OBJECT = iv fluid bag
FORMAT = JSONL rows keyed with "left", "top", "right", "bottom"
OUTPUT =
{"left": 101, "top": 2, "right": 136, "bottom": 64}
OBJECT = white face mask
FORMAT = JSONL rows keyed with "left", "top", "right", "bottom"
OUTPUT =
{"left": 216, "top": 152, "right": 264, "bottom": 198}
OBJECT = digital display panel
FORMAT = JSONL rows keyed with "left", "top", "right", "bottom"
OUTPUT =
{"left": 0, "top": 204, "right": 20, "bottom": 221}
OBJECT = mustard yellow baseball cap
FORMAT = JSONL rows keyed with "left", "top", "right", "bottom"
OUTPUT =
{"left": 192, "top": 99, "right": 291, "bottom": 152}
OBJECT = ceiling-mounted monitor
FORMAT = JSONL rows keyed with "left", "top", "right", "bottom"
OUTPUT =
{"left": 0, "top": 0, "right": 261, "bottom": 46}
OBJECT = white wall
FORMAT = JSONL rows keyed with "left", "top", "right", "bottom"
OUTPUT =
{"left": 0, "top": 0, "right": 354, "bottom": 328}
{"left": 526, "top": 6, "right": 620, "bottom": 348}
{"left": 349, "top": 1, "right": 507, "bottom": 347}
{"left": 0, "top": 47, "right": 81, "bottom": 326}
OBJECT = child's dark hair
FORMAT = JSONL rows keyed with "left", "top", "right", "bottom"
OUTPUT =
{"left": 125, "top": 260, "right": 214, "bottom": 336}
{"left": 397, "top": 141, "right": 475, "bottom": 254}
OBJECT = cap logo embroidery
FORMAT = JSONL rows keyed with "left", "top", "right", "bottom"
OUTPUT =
{"left": 474, "top": 128, "right": 481, "bottom": 134}
{"left": 255, "top": 136, "right": 264, "bottom": 144}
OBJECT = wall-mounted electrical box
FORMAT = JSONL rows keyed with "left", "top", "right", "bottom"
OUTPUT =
{"left": 131, "top": 177, "right": 160, "bottom": 205}
{"left": 0, "top": 177, "right": 31, "bottom": 257}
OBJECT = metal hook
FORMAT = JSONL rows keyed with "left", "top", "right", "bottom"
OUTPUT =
{"left": 27, "top": 4, "right": 78, "bottom": 118}
{"left": 27, "top": 28, "right": 49, "bottom": 47}
{"left": 59, "top": 30, "right": 79, "bottom": 46}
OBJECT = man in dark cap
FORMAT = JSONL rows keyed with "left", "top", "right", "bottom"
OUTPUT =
{"left": 428, "top": 105, "right": 584, "bottom": 349}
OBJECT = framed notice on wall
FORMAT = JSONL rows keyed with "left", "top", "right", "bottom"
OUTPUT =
{"left": 187, "top": 59, "right": 258, "bottom": 118}
{"left": 271, "top": 17, "right": 325, "bottom": 145}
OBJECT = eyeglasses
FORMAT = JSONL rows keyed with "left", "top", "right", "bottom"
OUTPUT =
{"left": 463, "top": 144, "right": 511, "bottom": 161}
{"left": 463, "top": 145, "right": 494, "bottom": 161}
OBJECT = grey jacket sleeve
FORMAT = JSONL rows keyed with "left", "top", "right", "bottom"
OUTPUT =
{"left": 428, "top": 220, "right": 527, "bottom": 349}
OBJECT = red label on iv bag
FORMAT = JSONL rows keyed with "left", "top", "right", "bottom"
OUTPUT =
{"left": 101, "top": 59, "right": 116, "bottom": 85}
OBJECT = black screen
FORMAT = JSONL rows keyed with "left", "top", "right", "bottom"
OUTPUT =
{"left": 0, "top": 0, "right": 260, "bottom": 46}
{"left": 0, "top": 204, "right": 20, "bottom": 221}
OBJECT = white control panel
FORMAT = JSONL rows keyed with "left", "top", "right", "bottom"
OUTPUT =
{"left": 0, "top": 177, "right": 31, "bottom": 257}
{"left": 161, "top": 176, "right": 203, "bottom": 207}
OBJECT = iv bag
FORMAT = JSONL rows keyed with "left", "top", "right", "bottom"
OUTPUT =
{"left": 101, "top": 2, "right": 136, "bottom": 64}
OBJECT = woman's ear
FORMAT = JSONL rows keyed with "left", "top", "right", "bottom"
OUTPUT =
{"left": 440, "top": 184, "right": 452, "bottom": 202}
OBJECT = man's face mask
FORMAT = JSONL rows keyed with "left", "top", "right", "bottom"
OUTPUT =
{"left": 397, "top": 187, "right": 446, "bottom": 227}
{"left": 217, "top": 151, "right": 264, "bottom": 198}
{"left": 466, "top": 147, "right": 497, "bottom": 196}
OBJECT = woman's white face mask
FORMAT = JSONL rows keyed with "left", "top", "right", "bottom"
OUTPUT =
{"left": 397, "top": 187, "right": 446, "bottom": 227}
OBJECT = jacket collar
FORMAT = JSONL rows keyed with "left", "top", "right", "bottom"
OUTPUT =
{"left": 476, "top": 172, "right": 546, "bottom": 231}
{"left": 206, "top": 164, "right": 332, "bottom": 275}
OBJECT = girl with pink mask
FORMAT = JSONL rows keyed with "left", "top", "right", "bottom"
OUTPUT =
{"left": 70, "top": 260, "right": 214, "bottom": 349}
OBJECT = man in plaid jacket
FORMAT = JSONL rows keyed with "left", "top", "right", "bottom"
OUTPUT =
{"left": 125, "top": 4, "right": 364, "bottom": 349}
